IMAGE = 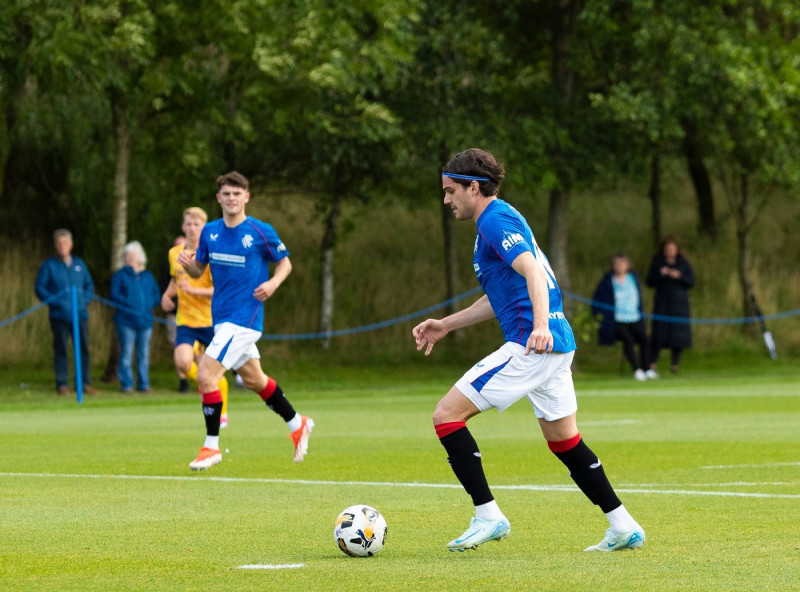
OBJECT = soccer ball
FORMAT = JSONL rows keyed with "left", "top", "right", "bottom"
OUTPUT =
{"left": 334, "top": 505, "right": 387, "bottom": 557}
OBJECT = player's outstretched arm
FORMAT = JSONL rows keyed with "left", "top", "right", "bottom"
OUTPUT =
{"left": 413, "top": 295, "right": 495, "bottom": 356}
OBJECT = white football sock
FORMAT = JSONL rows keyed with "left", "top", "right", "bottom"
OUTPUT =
{"left": 286, "top": 413, "right": 302, "bottom": 432}
{"left": 475, "top": 500, "right": 505, "bottom": 520}
{"left": 203, "top": 435, "right": 220, "bottom": 450}
{"left": 605, "top": 505, "right": 638, "bottom": 532}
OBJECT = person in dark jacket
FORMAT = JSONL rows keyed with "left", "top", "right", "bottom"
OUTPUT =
{"left": 592, "top": 253, "right": 653, "bottom": 381}
{"left": 34, "top": 229, "right": 99, "bottom": 395}
{"left": 645, "top": 237, "right": 695, "bottom": 374}
{"left": 110, "top": 241, "right": 161, "bottom": 393}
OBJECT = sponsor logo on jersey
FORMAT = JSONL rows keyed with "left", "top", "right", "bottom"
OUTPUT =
{"left": 210, "top": 252, "right": 246, "bottom": 267}
{"left": 277, "top": 242, "right": 287, "bottom": 252}
{"left": 242, "top": 234, "right": 254, "bottom": 248}
{"left": 210, "top": 233, "right": 219, "bottom": 241}
{"left": 549, "top": 311, "right": 566, "bottom": 320}
{"left": 501, "top": 230, "right": 525, "bottom": 252}
{"left": 473, "top": 262, "right": 482, "bottom": 278}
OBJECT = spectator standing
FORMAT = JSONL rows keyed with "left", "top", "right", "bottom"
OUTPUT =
{"left": 646, "top": 237, "right": 696, "bottom": 374}
{"left": 34, "top": 229, "right": 99, "bottom": 395}
{"left": 110, "top": 241, "right": 161, "bottom": 393}
{"left": 592, "top": 253, "right": 654, "bottom": 381}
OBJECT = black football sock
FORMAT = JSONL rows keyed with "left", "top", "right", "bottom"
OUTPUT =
{"left": 260, "top": 381, "right": 297, "bottom": 422}
{"left": 202, "top": 402, "right": 223, "bottom": 437}
{"left": 439, "top": 426, "right": 494, "bottom": 506}
{"left": 552, "top": 439, "right": 621, "bottom": 513}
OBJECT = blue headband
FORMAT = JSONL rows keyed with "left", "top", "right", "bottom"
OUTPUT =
{"left": 442, "top": 172, "right": 491, "bottom": 182}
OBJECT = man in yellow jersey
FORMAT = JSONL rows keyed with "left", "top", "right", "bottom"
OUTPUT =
{"left": 161, "top": 207, "right": 230, "bottom": 427}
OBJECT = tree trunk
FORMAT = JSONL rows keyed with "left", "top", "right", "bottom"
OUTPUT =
{"left": 110, "top": 92, "right": 131, "bottom": 272}
{"left": 682, "top": 119, "right": 716, "bottom": 239}
{"left": 440, "top": 199, "right": 457, "bottom": 315}
{"left": 318, "top": 194, "right": 341, "bottom": 349}
{"left": 103, "top": 91, "right": 132, "bottom": 378}
{"left": 648, "top": 153, "right": 662, "bottom": 251}
{"left": 547, "top": 0, "right": 583, "bottom": 316}
{"left": 735, "top": 173, "right": 758, "bottom": 339}
{"left": 547, "top": 187, "right": 571, "bottom": 299}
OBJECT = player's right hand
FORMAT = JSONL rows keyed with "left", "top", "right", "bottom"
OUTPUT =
{"left": 412, "top": 319, "right": 448, "bottom": 356}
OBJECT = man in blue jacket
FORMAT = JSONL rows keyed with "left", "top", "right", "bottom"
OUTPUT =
{"left": 34, "top": 229, "right": 98, "bottom": 395}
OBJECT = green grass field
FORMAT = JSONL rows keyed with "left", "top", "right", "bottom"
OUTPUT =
{"left": 1, "top": 363, "right": 798, "bottom": 592}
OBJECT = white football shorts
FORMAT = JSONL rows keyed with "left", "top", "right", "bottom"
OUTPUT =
{"left": 205, "top": 322, "right": 262, "bottom": 371}
{"left": 455, "top": 343, "right": 577, "bottom": 421}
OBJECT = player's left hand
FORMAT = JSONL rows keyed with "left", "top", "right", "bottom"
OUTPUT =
{"left": 253, "top": 280, "right": 277, "bottom": 301}
{"left": 525, "top": 326, "right": 553, "bottom": 355}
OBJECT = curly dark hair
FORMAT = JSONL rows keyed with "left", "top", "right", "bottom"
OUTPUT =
{"left": 442, "top": 148, "right": 505, "bottom": 196}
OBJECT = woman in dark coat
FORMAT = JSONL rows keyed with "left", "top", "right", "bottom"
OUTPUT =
{"left": 645, "top": 237, "right": 695, "bottom": 374}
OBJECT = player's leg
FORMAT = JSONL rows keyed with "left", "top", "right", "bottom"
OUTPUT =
{"left": 188, "top": 352, "right": 227, "bottom": 470}
{"left": 534, "top": 354, "right": 644, "bottom": 551}
{"left": 433, "top": 387, "right": 510, "bottom": 551}
{"left": 173, "top": 342, "right": 195, "bottom": 385}
{"left": 188, "top": 328, "right": 229, "bottom": 426}
{"left": 236, "top": 358, "right": 313, "bottom": 462}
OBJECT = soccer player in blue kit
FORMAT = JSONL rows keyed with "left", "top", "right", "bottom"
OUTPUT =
{"left": 178, "top": 171, "right": 313, "bottom": 470}
{"left": 412, "top": 149, "right": 645, "bottom": 552}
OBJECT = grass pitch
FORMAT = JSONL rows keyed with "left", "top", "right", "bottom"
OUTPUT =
{"left": 1, "top": 364, "right": 798, "bottom": 591}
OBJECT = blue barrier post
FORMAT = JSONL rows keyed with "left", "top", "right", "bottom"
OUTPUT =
{"left": 71, "top": 285, "right": 83, "bottom": 404}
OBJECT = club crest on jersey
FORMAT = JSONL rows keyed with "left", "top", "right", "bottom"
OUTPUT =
{"left": 242, "top": 234, "right": 254, "bottom": 248}
{"left": 501, "top": 230, "right": 525, "bottom": 252}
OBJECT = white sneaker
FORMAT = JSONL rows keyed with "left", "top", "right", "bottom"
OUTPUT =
{"left": 584, "top": 526, "right": 645, "bottom": 552}
{"left": 446, "top": 517, "right": 511, "bottom": 551}
{"left": 189, "top": 447, "right": 222, "bottom": 470}
{"left": 633, "top": 369, "right": 647, "bottom": 381}
{"left": 645, "top": 369, "right": 659, "bottom": 380}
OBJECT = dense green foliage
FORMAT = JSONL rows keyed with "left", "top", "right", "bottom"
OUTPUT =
{"left": 2, "top": 1, "right": 799, "bottom": 355}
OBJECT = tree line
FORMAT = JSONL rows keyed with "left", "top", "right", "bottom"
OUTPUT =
{"left": 2, "top": 0, "right": 798, "bottom": 335}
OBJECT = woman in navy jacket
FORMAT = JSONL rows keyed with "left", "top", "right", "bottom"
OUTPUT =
{"left": 592, "top": 253, "right": 653, "bottom": 381}
{"left": 110, "top": 241, "right": 161, "bottom": 393}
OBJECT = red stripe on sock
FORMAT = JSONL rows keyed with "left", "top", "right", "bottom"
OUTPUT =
{"left": 259, "top": 377, "right": 277, "bottom": 401}
{"left": 202, "top": 390, "right": 223, "bottom": 405}
{"left": 547, "top": 432, "right": 582, "bottom": 453}
{"left": 435, "top": 422, "right": 466, "bottom": 439}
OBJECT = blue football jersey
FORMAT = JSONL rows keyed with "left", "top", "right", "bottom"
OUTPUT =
{"left": 196, "top": 216, "right": 289, "bottom": 331}
{"left": 473, "top": 199, "right": 576, "bottom": 352}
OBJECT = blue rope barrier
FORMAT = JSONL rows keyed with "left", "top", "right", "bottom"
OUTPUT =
{"left": 0, "top": 289, "right": 68, "bottom": 329}
{"left": 564, "top": 290, "right": 800, "bottom": 325}
{"left": 3, "top": 285, "right": 799, "bottom": 340}
{"left": 259, "top": 286, "right": 484, "bottom": 341}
